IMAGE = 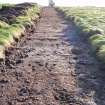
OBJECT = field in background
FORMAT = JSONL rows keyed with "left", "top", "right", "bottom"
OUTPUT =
{"left": 57, "top": 7, "right": 105, "bottom": 63}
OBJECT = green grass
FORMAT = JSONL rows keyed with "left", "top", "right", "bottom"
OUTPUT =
{"left": 57, "top": 7, "right": 105, "bottom": 63}
{"left": 58, "top": 7, "right": 105, "bottom": 34}
{"left": 89, "top": 35, "right": 105, "bottom": 51}
{"left": 0, "top": 21, "right": 9, "bottom": 27}
{"left": 97, "top": 45, "right": 105, "bottom": 62}
{"left": 0, "top": 3, "right": 40, "bottom": 59}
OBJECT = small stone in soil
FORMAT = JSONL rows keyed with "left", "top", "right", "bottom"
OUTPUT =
{"left": 35, "top": 61, "right": 44, "bottom": 66}
{"left": 71, "top": 71, "right": 77, "bottom": 76}
{"left": 18, "top": 87, "right": 29, "bottom": 96}
{"left": 71, "top": 47, "right": 82, "bottom": 55}
{"left": 32, "top": 66, "right": 36, "bottom": 71}
{"left": 0, "top": 79, "right": 8, "bottom": 84}
{"left": 73, "top": 56, "right": 78, "bottom": 60}
{"left": 28, "top": 63, "right": 32, "bottom": 66}
{"left": 9, "top": 64, "right": 15, "bottom": 69}
{"left": 16, "top": 59, "right": 23, "bottom": 64}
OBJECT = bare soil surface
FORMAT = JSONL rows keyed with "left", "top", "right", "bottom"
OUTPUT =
{"left": 0, "top": 7, "right": 105, "bottom": 105}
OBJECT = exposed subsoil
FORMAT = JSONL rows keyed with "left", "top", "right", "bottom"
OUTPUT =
{"left": 0, "top": 7, "right": 105, "bottom": 105}
{"left": 0, "top": 3, "right": 38, "bottom": 24}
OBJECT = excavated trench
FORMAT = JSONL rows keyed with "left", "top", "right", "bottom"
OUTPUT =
{"left": 0, "top": 7, "right": 105, "bottom": 105}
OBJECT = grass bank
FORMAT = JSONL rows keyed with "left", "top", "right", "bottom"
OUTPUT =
{"left": 57, "top": 7, "right": 105, "bottom": 63}
{"left": 0, "top": 3, "right": 40, "bottom": 59}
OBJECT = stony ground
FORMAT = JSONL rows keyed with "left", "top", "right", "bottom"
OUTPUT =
{"left": 0, "top": 7, "right": 105, "bottom": 105}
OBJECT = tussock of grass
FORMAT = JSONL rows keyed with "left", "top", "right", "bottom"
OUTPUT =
{"left": 0, "top": 28, "right": 14, "bottom": 43}
{"left": 0, "top": 20, "right": 9, "bottom": 28}
{"left": 57, "top": 7, "right": 105, "bottom": 63}
{"left": 0, "top": 3, "right": 40, "bottom": 59}
{"left": 97, "top": 45, "right": 105, "bottom": 62}
{"left": 58, "top": 7, "right": 105, "bottom": 36}
{"left": 12, "top": 24, "right": 25, "bottom": 31}
{"left": 7, "top": 26, "right": 24, "bottom": 39}
{"left": 16, "top": 16, "right": 31, "bottom": 24}
{"left": 15, "top": 17, "right": 34, "bottom": 27}
{"left": 91, "top": 38, "right": 105, "bottom": 51}
{"left": 0, "top": 37, "right": 11, "bottom": 47}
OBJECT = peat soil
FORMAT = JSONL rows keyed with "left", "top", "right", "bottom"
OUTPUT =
{"left": 0, "top": 3, "right": 38, "bottom": 24}
{"left": 0, "top": 7, "right": 105, "bottom": 105}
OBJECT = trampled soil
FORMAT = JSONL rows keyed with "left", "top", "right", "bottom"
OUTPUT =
{"left": 0, "top": 7, "right": 105, "bottom": 105}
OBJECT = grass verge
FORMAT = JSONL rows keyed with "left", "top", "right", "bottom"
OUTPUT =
{"left": 0, "top": 3, "right": 40, "bottom": 59}
{"left": 57, "top": 7, "right": 105, "bottom": 63}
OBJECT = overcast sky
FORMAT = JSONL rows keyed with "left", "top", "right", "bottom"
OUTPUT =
{"left": 0, "top": 0, "right": 105, "bottom": 7}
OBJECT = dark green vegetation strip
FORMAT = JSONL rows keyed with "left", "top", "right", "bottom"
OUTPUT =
{"left": 0, "top": 3, "right": 40, "bottom": 59}
{"left": 57, "top": 7, "right": 105, "bottom": 63}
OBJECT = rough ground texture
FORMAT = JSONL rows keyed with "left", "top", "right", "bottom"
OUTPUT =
{"left": 0, "top": 3, "right": 38, "bottom": 24}
{"left": 0, "top": 7, "right": 105, "bottom": 105}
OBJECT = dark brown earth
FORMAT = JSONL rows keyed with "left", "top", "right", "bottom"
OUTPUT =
{"left": 0, "top": 3, "right": 38, "bottom": 24}
{"left": 0, "top": 7, "right": 105, "bottom": 105}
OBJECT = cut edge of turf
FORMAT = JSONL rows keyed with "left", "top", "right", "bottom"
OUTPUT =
{"left": 56, "top": 7, "right": 105, "bottom": 64}
{"left": 0, "top": 3, "right": 40, "bottom": 60}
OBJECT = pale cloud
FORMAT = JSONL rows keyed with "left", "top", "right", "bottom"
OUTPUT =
{"left": 0, "top": 0, "right": 105, "bottom": 7}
